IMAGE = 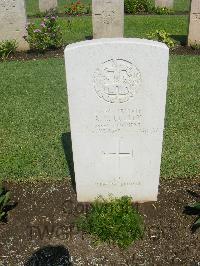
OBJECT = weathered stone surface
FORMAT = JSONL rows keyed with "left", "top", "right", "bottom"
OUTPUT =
{"left": 188, "top": 0, "right": 200, "bottom": 45}
{"left": 65, "top": 38, "right": 169, "bottom": 202}
{"left": 92, "top": 0, "right": 124, "bottom": 38}
{"left": 0, "top": 0, "right": 29, "bottom": 51}
{"left": 155, "top": 0, "right": 174, "bottom": 8}
{"left": 39, "top": 0, "right": 57, "bottom": 12}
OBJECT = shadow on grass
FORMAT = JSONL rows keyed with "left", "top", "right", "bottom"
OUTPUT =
{"left": 61, "top": 132, "right": 76, "bottom": 193}
{"left": 85, "top": 35, "right": 93, "bottom": 40}
{"left": 171, "top": 35, "right": 187, "bottom": 45}
{"left": 25, "top": 245, "right": 72, "bottom": 266}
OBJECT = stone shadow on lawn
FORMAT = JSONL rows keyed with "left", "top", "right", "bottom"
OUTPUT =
{"left": 61, "top": 132, "right": 76, "bottom": 192}
{"left": 171, "top": 35, "right": 188, "bottom": 45}
{"left": 85, "top": 35, "right": 93, "bottom": 40}
{"left": 25, "top": 245, "right": 72, "bottom": 266}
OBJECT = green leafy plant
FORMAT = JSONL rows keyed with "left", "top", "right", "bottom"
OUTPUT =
{"left": 0, "top": 40, "right": 17, "bottom": 60}
{"left": 184, "top": 200, "right": 200, "bottom": 232}
{"left": 0, "top": 186, "right": 11, "bottom": 221}
{"left": 76, "top": 196, "right": 144, "bottom": 248}
{"left": 147, "top": 29, "right": 176, "bottom": 48}
{"left": 154, "top": 6, "right": 174, "bottom": 15}
{"left": 190, "top": 42, "right": 200, "bottom": 50}
{"left": 64, "top": 1, "right": 90, "bottom": 16}
{"left": 184, "top": 202, "right": 200, "bottom": 232}
{"left": 124, "top": 0, "right": 153, "bottom": 14}
{"left": 25, "top": 15, "right": 63, "bottom": 52}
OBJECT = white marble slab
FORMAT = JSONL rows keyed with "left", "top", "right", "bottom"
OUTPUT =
{"left": 65, "top": 38, "right": 169, "bottom": 202}
{"left": 92, "top": 0, "right": 124, "bottom": 38}
{"left": 188, "top": 0, "right": 200, "bottom": 45}
{"left": 0, "top": 0, "right": 29, "bottom": 51}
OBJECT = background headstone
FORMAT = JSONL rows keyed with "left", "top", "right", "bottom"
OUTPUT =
{"left": 65, "top": 38, "right": 169, "bottom": 203}
{"left": 92, "top": 0, "right": 124, "bottom": 38}
{"left": 39, "top": 0, "right": 57, "bottom": 12}
{"left": 0, "top": 0, "right": 29, "bottom": 51}
{"left": 155, "top": 0, "right": 174, "bottom": 8}
{"left": 188, "top": 0, "right": 200, "bottom": 46}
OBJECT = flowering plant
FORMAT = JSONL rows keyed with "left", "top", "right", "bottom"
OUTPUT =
{"left": 25, "top": 16, "right": 63, "bottom": 52}
{"left": 64, "top": 1, "right": 90, "bottom": 16}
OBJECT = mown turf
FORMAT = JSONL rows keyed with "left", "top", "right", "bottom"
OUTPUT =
{"left": 161, "top": 56, "right": 200, "bottom": 179}
{"left": 0, "top": 55, "right": 199, "bottom": 181}
{"left": 0, "top": 59, "right": 69, "bottom": 181}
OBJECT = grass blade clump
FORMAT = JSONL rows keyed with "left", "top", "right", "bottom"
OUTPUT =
{"left": 77, "top": 196, "right": 144, "bottom": 248}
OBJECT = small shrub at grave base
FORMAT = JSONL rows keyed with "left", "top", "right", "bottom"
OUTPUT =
{"left": 124, "top": 0, "right": 154, "bottom": 14}
{"left": 191, "top": 42, "right": 200, "bottom": 50}
{"left": 0, "top": 186, "right": 11, "bottom": 222}
{"left": 154, "top": 6, "right": 174, "bottom": 15}
{"left": 25, "top": 16, "right": 63, "bottom": 53}
{"left": 76, "top": 196, "right": 144, "bottom": 248}
{"left": 64, "top": 1, "right": 91, "bottom": 16}
{"left": 0, "top": 40, "right": 17, "bottom": 60}
{"left": 147, "top": 29, "right": 176, "bottom": 48}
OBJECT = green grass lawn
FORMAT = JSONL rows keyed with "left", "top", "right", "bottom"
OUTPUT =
{"left": 0, "top": 13, "right": 199, "bottom": 181}
{"left": 25, "top": 0, "right": 190, "bottom": 16}
{"left": 0, "top": 55, "right": 199, "bottom": 181}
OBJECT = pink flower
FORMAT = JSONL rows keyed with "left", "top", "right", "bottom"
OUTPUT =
{"left": 41, "top": 22, "right": 46, "bottom": 27}
{"left": 34, "top": 29, "right": 41, "bottom": 33}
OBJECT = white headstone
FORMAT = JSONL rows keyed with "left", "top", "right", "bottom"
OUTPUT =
{"left": 65, "top": 38, "right": 169, "bottom": 203}
{"left": 0, "top": 0, "right": 29, "bottom": 51}
{"left": 188, "top": 0, "right": 200, "bottom": 46}
{"left": 92, "top": 0, "right": 124, "bottom": 38}
{"left": 155, "top": 0, "right": 174, "bottom": 8}
{"left": 39, "top": 0, "right": 57, "bottom": 12}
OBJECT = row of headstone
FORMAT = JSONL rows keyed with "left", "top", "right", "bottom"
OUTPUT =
{"left": 92, "top": 0, "right": 200, "bottom": 46}
{"left": 0, "top": 0, "right": 199, "bottom": 51}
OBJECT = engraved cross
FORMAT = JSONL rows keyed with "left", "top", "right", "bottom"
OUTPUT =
{"left": 103, "top": 139, "right": 133, "bottom": 179}
{"left": 103, "top": 140, "right": 133, "bottom": 160}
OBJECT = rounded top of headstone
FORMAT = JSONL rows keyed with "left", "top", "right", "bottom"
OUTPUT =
{"left": 64, "top": 38, "right": 169, "bottom": 53}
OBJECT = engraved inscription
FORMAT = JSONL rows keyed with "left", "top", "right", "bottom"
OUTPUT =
{"left": 93, "top": 108, "right": 142, "bottom": 133}
{"left": 0, "top": 0, "right": 16, "bottom": 9}
{"left": 95, "top": 10, "right": 115, "bottom": 24}
{"left": 192, "top": 13, "right": 200, "bottom": 21}
{"left": 94, "top": 0, "right": 116, "bottom": 25}
{"left": 96, "top": 180, "right": 141, "bottom": 187}
{"left": 94, "top": 59, "right": 141, "bottom": 103}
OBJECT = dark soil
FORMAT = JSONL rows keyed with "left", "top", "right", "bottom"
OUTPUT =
{"left": 171, "top": 46, "right": 200, "bottom": 55}
{"left": 0, "top": 178, "right": 199, "bottom": 266}
{"left": 3, "top": 48, "right": 65, "bottom": 62}
{"left": 2, "top": 45, "right": 200, "bottom": 63}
